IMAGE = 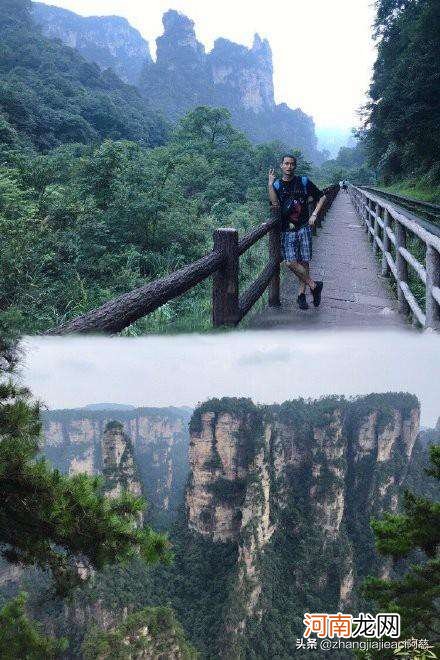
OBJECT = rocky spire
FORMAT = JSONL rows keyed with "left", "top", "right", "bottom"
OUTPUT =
{"left": 156, "top": 9, "right": 205, "bottom": 65}
{"left": 101, "top": 421, "right": 143, "bottom": 505}
{"left": 251, "top": 33, "right": 272, "bottom": 59}
{"left": 185, "top": 394, "right": 420, "bottom": 638}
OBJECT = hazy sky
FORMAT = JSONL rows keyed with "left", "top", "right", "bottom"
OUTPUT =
{"left": 19, "top": 330, "right": 440, "bottom": 426}
{"left": 38, "top": 0, "right": 377, "bottom": 131}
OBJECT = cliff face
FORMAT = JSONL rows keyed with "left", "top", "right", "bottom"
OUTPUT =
{"left": 185, "top": 395, "right": 420, "bottom": 651}
{"left": 209, "top": 35, "right": 274, "bottom": 114}
{"left": 32, "top": 2, "right": 152, "bottom": 85}
{"left": 41, "top": 406, "right": 191, "bottom": 520}
{"left": 137, "top": 11, "right": 276, "bottom": 119}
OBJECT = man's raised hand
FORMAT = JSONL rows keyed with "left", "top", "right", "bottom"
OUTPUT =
{"left": 268, "top": 167, "right": 276, "bottom": 186}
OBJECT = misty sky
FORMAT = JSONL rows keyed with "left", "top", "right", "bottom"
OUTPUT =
{"left": 38, "top": 0, "right": 377, "bottom": 131}
{"left": 19, "top": 330, "right": 440, "bottom": 427}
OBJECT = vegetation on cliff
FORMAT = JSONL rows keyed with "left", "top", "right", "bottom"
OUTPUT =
{"left": 82, "top": 605, "right": 198, "bottom": 659}
{"left": 0, "top": 0, "right": 167, "bottom": 151}
{"left": 0, "top": 379, "right": 176, "bottom": 656}
{"left": 101, "top": 420, "right": 143, "bottom": 496}
{"left": 158, "top": 394, "right": 424, "bottom": 657}
{"left": 362, "top": 444, "right": 440, "bottom": 657}
{"left": 345, "top": 392, "right": 419, "bottom": 436}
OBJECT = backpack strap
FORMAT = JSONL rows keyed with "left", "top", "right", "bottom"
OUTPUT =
{"left": 274, "top": 177, "right": 307, "bottom": 194}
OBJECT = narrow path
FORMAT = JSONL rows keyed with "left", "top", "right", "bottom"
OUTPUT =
{"left": 249, "top": 191, "right": 407, "bottom": 330}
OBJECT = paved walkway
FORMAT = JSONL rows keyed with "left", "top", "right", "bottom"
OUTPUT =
{"left": 249, "top": 191, "right": 407, "bottom": 330}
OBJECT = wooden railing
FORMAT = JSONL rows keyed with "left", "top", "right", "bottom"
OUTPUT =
{"left": 360, "top": 186, "right": 440, "bottom": 228}
{"left": 49, "top": 185, "right": 339, "bottom": 335}
{"left": 349, "top": 185, "right": 440, "bottom": 330}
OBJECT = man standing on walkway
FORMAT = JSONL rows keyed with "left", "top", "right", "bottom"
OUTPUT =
{"left": 268, "top": 154, "right": 327, "bottom": 310}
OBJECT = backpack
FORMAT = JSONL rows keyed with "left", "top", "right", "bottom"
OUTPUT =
{"left": 273, "top": 176, "right": 309, "bottom": 196}
{"left": 273, "top": 176, "right": 309, "bottom": 220}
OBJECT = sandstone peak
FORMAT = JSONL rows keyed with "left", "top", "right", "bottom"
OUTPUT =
{"left": 156, "top": 10, "right": 205, "bottom": 64}
{"left": 252, "top": 33, "right": 272, "bottom": 58}
{"left": 162, "top": 9, "right": 195, "bottom": 35}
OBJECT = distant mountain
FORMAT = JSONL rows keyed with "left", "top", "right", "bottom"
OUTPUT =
{"left": 0, "top": 1, "right": 167, "bottom": 151}
{"left": 316, "top": 126, "right": 353, "bottom": 158}
{"left": 32, "top": 2, "right": 152, "bottom": 85}
{"left": 419, "top": 417, "right": 440, "bottom": 446}
{"left": 83, "top": 403, "right": 136, "bottom": 411}
{"left": 32, "top": 5, "right": 325, "bottom": 163}
{"left": 138, "top": 11, "right": 324, "bottom": 164}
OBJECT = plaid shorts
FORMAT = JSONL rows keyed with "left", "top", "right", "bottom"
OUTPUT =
{"left": 281, "top": 225, "right": 313, "bottom": 263}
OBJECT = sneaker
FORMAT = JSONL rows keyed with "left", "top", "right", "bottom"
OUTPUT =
{"left": 312, "top": 281, "right": 323, "bottom": 307}
{"left": 297, "top": 293, "right": 309, "bottom": 310}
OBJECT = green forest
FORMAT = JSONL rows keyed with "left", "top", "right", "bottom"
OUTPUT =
{"left": 363, "top": 0, "right": 440, "bottom": 193}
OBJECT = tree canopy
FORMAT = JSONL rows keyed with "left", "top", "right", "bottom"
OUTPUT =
{"left": 363, "top": 0, "right": 440, "bottom": 183}
{"left": 0, "top": 592, "right": 68, "bottom": 659}
{"left": 0, "top": 106, "right": 307, "bottom": 336}
{"left": 363, "top": 444, "right": 440, "bottom": 656}
{"left": 0, "top": 381, "right": 170, "bottom": 595}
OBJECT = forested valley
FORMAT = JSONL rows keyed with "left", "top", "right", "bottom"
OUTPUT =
{"left": 1, "top": 390, "right": 439, "bottom": 658}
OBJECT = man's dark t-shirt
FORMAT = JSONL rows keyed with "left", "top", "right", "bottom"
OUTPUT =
{"left": 272, "top": 176, "right": 323, "bottom": 231}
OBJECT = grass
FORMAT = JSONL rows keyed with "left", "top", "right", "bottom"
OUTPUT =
{"left": 380, "top": 179, "right": 440, "bottom": 204}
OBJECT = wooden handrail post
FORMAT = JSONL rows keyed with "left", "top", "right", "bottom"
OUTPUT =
{"left": 212, "top": 228, "right": 239, "bottom": 327}
{"left": 364, "top": 195, "right": 370, "bottom": 234}
{"left": 268, "top": 207, "right": 281, "bottom": 307}
{"left": 368, "top": 199, "right": 374, "bottom": 243}
{"left": 395, "top": 221, "right": 410, "bottom": 316}
{"left": 373, "top": 202, "right": 379, "bottom": 254}
{"left": 381, "top": 208, "right": 391, "bottom": 277}
{"left": 316, "top": 196, "right": 324, "bottom": 229}
{"left": 426, "top": 245, "right": 440, "bottom": 330}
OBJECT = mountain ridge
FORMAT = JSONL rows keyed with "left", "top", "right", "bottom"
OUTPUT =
{"left": 32, "top": 1, "right": 152, "bottom": 85}
{"left": 32, "top": 4, "right": 324, "bottom": 162}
